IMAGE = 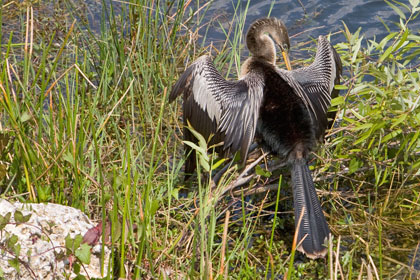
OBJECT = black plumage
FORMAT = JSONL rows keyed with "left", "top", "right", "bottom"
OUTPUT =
{"left": 169, "top": 17, "right": 342, "bottom": 259}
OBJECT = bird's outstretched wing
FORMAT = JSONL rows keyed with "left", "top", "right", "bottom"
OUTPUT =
{"left": 276, "top": 36, "right": 342, "bottom": 138}
{"left": 169, "top": 55, "right": 264, "bottom": 164}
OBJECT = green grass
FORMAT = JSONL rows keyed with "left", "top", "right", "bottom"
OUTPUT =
{"left": 0, "top": 0, "right": 419, "bottom": 279}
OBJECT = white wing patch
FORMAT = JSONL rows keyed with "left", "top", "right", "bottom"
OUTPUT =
{"left": 170, "top": 55, "right": 265, "bottom": 162}
{"left": 192, "top": 74, "right": 221, "bottom": 123}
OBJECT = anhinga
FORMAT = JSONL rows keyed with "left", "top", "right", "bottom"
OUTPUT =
{"left": 169, "top": 17, "right": 342, "bottom": 259}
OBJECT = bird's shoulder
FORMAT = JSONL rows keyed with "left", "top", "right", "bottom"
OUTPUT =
{"left": 241, "top": 57, "right": 276, "bottom": 75}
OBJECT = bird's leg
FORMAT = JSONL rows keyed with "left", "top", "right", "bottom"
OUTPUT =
{"left": 220, "top": 152, "right": 269, "bottom": 196}
{"left": 217, "top": 157, "right": 287, "bottom": 198}
{"left": 210, "top": 159, "right": 235, "bottom": 189}
{"left": 267, "top": 158, "right": 288, "bottom": 172}
{"left": 210, "top": 142, "right": 262, "bottom": 189}
{"left": 248, "top": 142, "right": 259, "bottom": 152}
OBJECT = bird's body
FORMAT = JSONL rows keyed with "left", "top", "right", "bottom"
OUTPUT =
{"left": 169, "top": 17, "right": 342, "bottom": 259}
{"left": 249, "top": 59, "right": 315, "bottom": 159}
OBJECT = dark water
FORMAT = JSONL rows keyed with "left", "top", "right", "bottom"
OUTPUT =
{"left": 60, "top": 0, "right": 420, "bottom": 48}
{"left": 199, "top": 0, "right": 420, "bottom": 46}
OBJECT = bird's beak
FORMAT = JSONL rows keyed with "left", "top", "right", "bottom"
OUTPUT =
{"left": 282, "top": 51, "right": 292, "bottom": 71}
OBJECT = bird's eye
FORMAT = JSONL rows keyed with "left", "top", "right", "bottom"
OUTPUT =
{"left": 282, "top": 43, "right": 289, "bottom": 51}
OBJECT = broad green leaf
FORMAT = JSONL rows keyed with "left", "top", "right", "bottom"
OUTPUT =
{"left": 393, "top": 29, "right": 409, "bottom": 51}
{"left": 211, "top": 158, "right": 227, "bottom": 170}
{"left": 407, "top": 130, "right": 420, "bottom": 151}
{"left": 342, "top": 21, "right": 351, "bottom": 41}
{"left": 199, "top": 156, "right": 210, "bottom": 172}
{"left": 14, "top": 211, "right": 24, "bottom": 223}
{"left": 171, "top": 188, "right": 179, "bottom": 199}
{"left": 63, "top": 152, "right": 75, "bottom": 165}
{"left": 343, "top": 116, "right": 357, "bottom": 124}
{"left": 379, "top": 167, "right": 390, "bottom": 186}
{"left": 385, "top": 0, "right": 406, "bottom": 20}
{"left": 354, "top": 130, "right": 372, "bottom": 145}
{"left": 367, "top": 84, "right": 387, "bottom": 97}
{"left": 351, "top": 84, "right": 368, "bottom": 95}
{"left": 65, "top": 234, "right": 73, "bottom": 250}
{"left": 113, "top": 219, "right": 122, "bottom": 241}
{"left": 367, "top": 136, "right": 377, "bottom": 150}
{"left": 37, "top": 186, "right": 50, "bottom": 202}
{"left": 348, "top": 158, "right": 360, "bottom": 174}
{"left": 151, "top": 199, "right": 160, "bottom": 216}
{"left": 350, "top": 123, "right": 373, "bottom": 131}
{"left": 372, "top": 121, "right": 387, "bottom": 132}
{"left": 407, "top": 34, "right": 420, "bottom": 41}
{"left": 400, "top": 18, "right": 406, "bottom": 31}
{"left": 397, "top": 1, "right": 412, "bottom": 12}
{"left": 353, "top": 27, "right": 362, "bottom": 41}
{"left": 378, "top": 32, "right": 398, "bottom": 50}
{"left": 66, "top": 234, "right": 83, "bottom": 252}
{"left": 13, "top": 243, "right": 21, "bottom": 256}
{"left": 379, "top": 43, "right": 395, "bottom": 63}
{"left": 334, "top": 85, "right": 348, "bottom": 90}
{"left": 331, "top": 95, "right": 346, "bottom": 107}
{"left": 350, "top": 109, "right": 364, "bottom": 120}
{"left": 73, "top": 234, "right": 83, "bottom": 250}
{"left": 183, "top": 139, "right": 211, "bottom": 171}
{"left": 14, "top": 210, "right": 31, "bottom": 223}
{"left": 0, "top": 212, "right": 11, "bottom": 230}
{"left": 390, "top": 113, "right": 407, "bottom": 129}
{"left": 0, "top": 133, "right": 10, "bottom": 154}
{"left": 255, "top": 165, "right": 271, "bottom": 178}
{"left": 8, "top": 258, "right": 19, "bottom": 272}
{"left": 20, "top": 112, "right": 31, "bottom": 122}
{"left": 75, "top": 243, "right": 91, "bottom": 265}
{"left": 183, "top": 141, "right": 207, "bottom": 160}
{"left": 185, "top": 123, "right": 208, "bottom": 151}
{"left": 73, "top": 274, "right": 87, "bottom": 280}
{"left": 73, "top": 263, "right": 81, "bottom": 275}
{"left": 351, "top": 37, "right": 363, "bottom": 63}
{"left": 7, "top": 234, "right": 18, "bottom": 249}
{"left": 381, "top": 129, "right": 402, "bottom": 143}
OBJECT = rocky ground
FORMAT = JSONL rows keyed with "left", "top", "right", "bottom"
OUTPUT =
{"left": 0, "top": 199, "right": 109, "bottom": 279}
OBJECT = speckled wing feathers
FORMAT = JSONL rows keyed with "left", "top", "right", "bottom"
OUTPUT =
{"left": 276, "top": 36, "right": 342, "bottom": 138}
{"left": 169, "top": 55, "right": 265, "bottom": 163}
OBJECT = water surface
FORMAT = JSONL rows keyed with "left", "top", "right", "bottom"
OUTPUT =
{"left": 199, "top": 0, "right": 420, "bottom": 46}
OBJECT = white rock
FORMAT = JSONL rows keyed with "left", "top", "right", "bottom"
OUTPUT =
{"left": 0, "top": 199, "right": 109, "bottom": 279}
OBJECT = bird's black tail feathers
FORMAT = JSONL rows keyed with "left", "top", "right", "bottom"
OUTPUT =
{"left": 291, "top": 158, "right": 330, "bottom": 259}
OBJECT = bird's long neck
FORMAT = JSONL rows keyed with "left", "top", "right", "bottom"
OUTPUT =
{"left": 240, "top": 25, "right": 276, "bottom": 78}
{"left": 246, "top": 26, "right": 276, "bottom": 64}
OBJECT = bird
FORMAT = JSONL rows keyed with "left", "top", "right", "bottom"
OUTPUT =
{"left": 169, "top": 17, "right": 342, "bottom": 259}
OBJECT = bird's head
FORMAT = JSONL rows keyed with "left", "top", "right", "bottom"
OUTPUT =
{"left": 246, "top": 17, "right": 292, "bottom": 70}
{"left": 269, "top": 20, "right": 292, "bottom": 71}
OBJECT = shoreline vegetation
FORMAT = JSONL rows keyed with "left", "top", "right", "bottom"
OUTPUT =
{"left": 0, "top": 0, "right": 419, "bottom": 279}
